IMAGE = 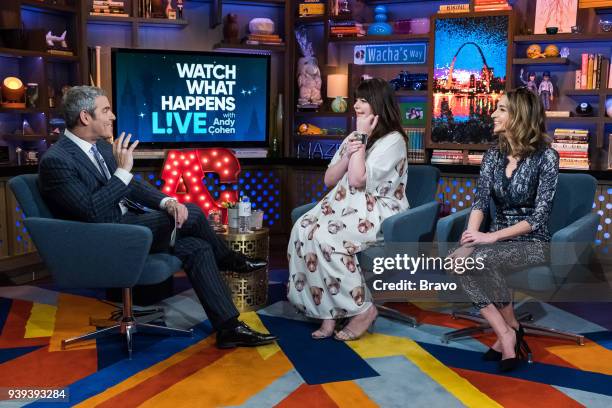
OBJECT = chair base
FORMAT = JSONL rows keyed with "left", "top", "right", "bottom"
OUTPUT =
{"left": 441, "top": 310, "right": 585, "bottom": 346}
{"left": 62, "top": 288, "right": 193, "bottom": 359}
{"left": 376, "top": 304, "right": 418, "bottom": 327}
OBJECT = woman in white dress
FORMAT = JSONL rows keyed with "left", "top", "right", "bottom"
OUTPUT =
{"left": 287, "top": 78, "right": 409, "bottom": 341}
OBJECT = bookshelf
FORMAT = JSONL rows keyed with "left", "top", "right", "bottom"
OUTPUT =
{"left": 0, "top": 0, "right": 86, "bottom": 164}
{"left": 282, "top": 0, "right": 612, "bottom": 171}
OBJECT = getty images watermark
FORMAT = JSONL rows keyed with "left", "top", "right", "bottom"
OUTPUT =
{"left": 370, "top": 253, "right": 485, "bottom": 291}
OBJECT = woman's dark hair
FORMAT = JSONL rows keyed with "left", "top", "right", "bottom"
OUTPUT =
{"left": 354, "top": 78, "right": 407, "bottom": 150}
{"left": 499, "top": 87, "right": 551, "bottom": 157}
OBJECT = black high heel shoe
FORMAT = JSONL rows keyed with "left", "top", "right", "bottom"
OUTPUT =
{"left": 482, "top": 348, "right": 502, "bottom": 361}
{"left": 483, "top": 324, "right": 525, "bottom": 361}
{"left": 499, "top": 326, "right": 531, "bottom": 372}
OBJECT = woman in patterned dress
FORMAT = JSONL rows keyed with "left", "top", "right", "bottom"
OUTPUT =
{"left": 287, "top": 78, "right": 409, "bottom": 341}
{"left": 449, "top": 87, "right": 559, "bottom": 372}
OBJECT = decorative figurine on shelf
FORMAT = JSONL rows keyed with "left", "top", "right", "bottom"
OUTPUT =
{"left": 176, "top": 0, "right": 184, "bottom": 19}
{"left": 223, "top": 13, "right": 239, "bottom": 44}
{"left": 25, "top": 83, "right": 38, "bottom": 108}
{"left": 46, "top": 30, "right": 67, "bottom": 49}
{"left": 526, "top": 44, "right": 544, "bottom": 59}
{"left": 165, "top": 0, "right": 176, "bottom": 19}
{"left": 367, "top": 5, "right": 393, "bottom": 35}
{"left": 560, "top": 46, "right": 570, "bottom": 58}
{"left": 519, "top": 69, "right": 538, "bottom": 94}
{"left": 48, "top": 86, "right": 55, "bottom": 108}
{"left": 295, "top": 27, "right": 322, "bottom": 108}
{"left": 337, "top": 0, "right": 351, "bottom": 15}
{"left": 538, "top": 71, "right": 554, "bottom": 111}
{"left": 543, "top": 44, "right": 559, "bottom": 57}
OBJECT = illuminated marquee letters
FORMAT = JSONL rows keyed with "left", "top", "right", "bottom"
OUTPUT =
{"left": 160, "top": 148, "right": 240, "bottom": 214}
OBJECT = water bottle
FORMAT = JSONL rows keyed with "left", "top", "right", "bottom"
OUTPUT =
{"left": 238, "top": 196, "right": 251, "bottom": 233}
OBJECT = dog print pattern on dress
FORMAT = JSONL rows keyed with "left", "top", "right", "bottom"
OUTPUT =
{"left": 287, "top": 131, "right": 409, "bottom": 319}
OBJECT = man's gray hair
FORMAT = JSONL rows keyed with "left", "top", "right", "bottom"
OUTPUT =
{"left": 62, "top": 86, "right": 106, "bottom": 129}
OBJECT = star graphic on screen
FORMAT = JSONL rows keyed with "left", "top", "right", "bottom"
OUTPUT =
{"left": 252, "top": 86, "right": 257, "bottom": 92}
{"left": 247, "top": 90, "right": 252, "bottom": 95}
{"left": 241, "top": 89, "right": 246, "bottom": 95}
{"left": 139, "top": 112, "right": 145, "bottom": 118}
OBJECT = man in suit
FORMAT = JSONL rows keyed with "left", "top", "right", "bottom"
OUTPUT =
{"left": 39, "top": 86, "right": 277, "bottom": 349}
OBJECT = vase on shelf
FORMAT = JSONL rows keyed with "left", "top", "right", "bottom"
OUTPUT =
{"left": 367, "top": 5, "right": 393, "bottom": 36}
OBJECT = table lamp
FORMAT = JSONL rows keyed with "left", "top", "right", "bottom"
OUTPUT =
{"left": 327, "top": 74, "right": 348, "bottom": 113}
{"left": 2, "top": 76, "right": 25, "bottom": 108}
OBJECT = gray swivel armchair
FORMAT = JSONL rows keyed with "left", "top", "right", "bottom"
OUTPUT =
{"left": 291, "top": 165, "right": 441, "bottom": 326}
{"left": 9, "top": 174, "right": 193, "bottom": 358}
{"left": 436, "top": 173, "right": 599, "bottom": 345}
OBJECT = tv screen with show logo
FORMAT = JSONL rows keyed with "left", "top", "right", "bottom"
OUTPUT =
{"left": 111, "top": 48, "right": 270, "bottom": 147}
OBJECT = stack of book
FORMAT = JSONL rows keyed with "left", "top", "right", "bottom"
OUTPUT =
{"left": 329, "top": 21, "right": 364, "bottom": 38}
{"left": 438, "top": 4, "right": 470, "bottom": 13}
{"left": 468, "top": 151, "right": 484, "bottom": 165}
{"left": 246, "top": 34, "right": 284, "bottom": 46}
{"left": 575, "top": 53, "right": 609, "bottom": 90}
{"left": 299, "top": 1, "right": 325, "bottom": 17}
{"left": 405, "top": 128, "right": 425, "bottom": 163}
{"left": 90, "top": 1, "right": 129, "bottom": 17}
{"left": 473, "top": 0, "right": 512, "bottom": 11}
{"left": 552, "top": 128, "right": 590, "bottom": 170}
{"left": 431, "top": 149, "right": 463, "bottom": 164}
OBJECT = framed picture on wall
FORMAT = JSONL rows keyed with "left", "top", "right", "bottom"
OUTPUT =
{"left": 399, "top": 102, "right": 426, "bottom": 126}
{"left": 534, "top": 0, "right": 578, "bottom": 34}
{"left": 431, "top": 13, "right": 510, "bottom": 145}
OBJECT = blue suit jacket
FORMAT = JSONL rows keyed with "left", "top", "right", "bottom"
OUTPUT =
{"left": 39, "top": 135, "right": 167, "bottom": 223}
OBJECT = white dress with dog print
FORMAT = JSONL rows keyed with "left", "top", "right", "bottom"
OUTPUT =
{"left": 287, "top": 131, "right": 409, "bottom": 319}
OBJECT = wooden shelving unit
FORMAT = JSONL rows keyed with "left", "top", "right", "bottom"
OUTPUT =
{"left": 294, "top": 111, "right": 352, "bottom": 117}
{"left": 328, "top": 33, "right": 430, "bottom": 43}
{"left": 0, "top": 0, "right": 86, "bottom": 153}
{"left": 213, "top": 42, "right": 286, "bottom": 53}
{"left": 20, "top": 0, "right": 77, "bottom": 14}
{"left": 513, "top": 57, "right": 569, "bottom": 65}
{"left": 564, "top": 89, "right": 602, "bottom": 96}
{"left": 514, "top": 33, "right": 612, "bottom": 43}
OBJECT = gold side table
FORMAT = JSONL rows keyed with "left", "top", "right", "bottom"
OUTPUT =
{"left": 217, "top": 227, "right": 269, "bottom": 312}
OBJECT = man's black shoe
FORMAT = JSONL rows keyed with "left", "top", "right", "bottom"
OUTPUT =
{"left": 219, "top": 253, "right": 267, "bottom": 273}
{"left": 216, "top": 322, "right": 278, "bottom": 349}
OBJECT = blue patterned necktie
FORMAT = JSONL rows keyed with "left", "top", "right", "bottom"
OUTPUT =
{"left": 90, "top": 144, "right": 111, "bottom": 180}
{"left": 90, "top": 143, "right": 149, "bottom": 213}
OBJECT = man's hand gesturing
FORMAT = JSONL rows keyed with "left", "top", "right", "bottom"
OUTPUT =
{"left": 113, "top": 132, "right": 139, "bottom": 173}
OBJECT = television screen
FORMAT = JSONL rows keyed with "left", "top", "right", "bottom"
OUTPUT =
{"left": 111, "top": 48, "right": 270, "bottom": 147}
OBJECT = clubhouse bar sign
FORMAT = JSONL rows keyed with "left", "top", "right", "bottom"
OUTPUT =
{"left": 353, "top": 43, "right": 427, "bottom": 65}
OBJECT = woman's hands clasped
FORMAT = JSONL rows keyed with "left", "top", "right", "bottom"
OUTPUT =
{"left": 460, "top": 230, "right": 498, "bottom": 246}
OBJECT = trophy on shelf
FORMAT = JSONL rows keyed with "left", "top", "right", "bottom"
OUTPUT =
{"left": 25, "top": 83, "right": 39, "bottom": 108}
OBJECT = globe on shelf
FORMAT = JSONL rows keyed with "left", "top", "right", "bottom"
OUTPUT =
{"left": 367, "top": 5, "right": 393, "bottom": 36}
{"left": 331, "top": 96, "right": 347, "bottom": 113}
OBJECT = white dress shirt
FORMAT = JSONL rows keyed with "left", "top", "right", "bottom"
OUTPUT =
{"left": 63, "top": 130, "right": 174, "bottom": 213}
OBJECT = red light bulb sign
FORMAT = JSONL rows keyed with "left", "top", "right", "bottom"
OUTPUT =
{"left": 160, "top": 148, "right": 241, "bottom": 214}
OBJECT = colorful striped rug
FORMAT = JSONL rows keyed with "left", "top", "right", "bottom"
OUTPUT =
{"left": 0, "top": 285, "right": 610, "bottom": 407}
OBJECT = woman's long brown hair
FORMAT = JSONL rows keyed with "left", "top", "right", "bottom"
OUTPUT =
{"left": 499, "top": 87, "right": 552, "bottom": 157}
{"left": 354, "top": 78, "right": 408, "bottom": 150}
